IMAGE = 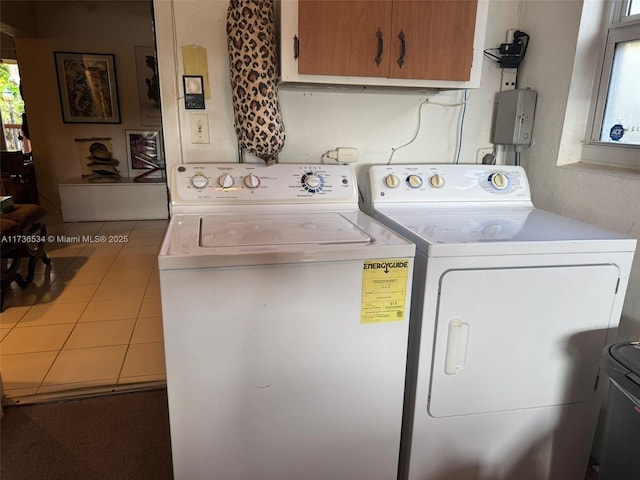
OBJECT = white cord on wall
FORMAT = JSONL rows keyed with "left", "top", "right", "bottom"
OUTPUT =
{"left": 386, "top": 90, "right": 471, "bottom": 165}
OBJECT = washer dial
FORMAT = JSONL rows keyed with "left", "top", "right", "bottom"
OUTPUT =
{"left": 244, "top": 173, "right": 261, "bottom": 189}
{"left": 218, "top": 173, "right": 235, "bottom": 189}
{"left": 190, "top": 173, "right": 209, "bottom": 189}
{"left": 302, "top": 172, "right": 325, "bottom": 193}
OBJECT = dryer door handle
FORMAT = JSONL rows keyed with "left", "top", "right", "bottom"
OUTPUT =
{"left": 444, "top": 319, "right": 469, "bottom": 375}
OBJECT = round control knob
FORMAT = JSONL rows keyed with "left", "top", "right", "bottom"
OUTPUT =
{"left": 407, "top": 175, "right": 423, "bottom": 189}
{"left": 303, "top": 173, "right": 322, "bottom": 190}
{"left": 429, "top": 174, "right": 444, "bottom": 188}
{"left": 384, "top": 174, "right": 400, "bottom": 188}
{"left": 218, "top": 173, "right": 235, "bottom": 189}
{"left": 190, "top": 174, "right": 208, "bottom": 189}
{"left": 489, "top": 172, "right": 508, "bottom": 190}
{"left": 244, "top": 173, "right": 261, "bottom": 189}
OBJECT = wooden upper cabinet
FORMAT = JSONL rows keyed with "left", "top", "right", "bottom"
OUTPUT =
{"left": 388, "top": 1, "right": 477, "bottom": 80}
{"left": 296, "top": 0, "right": 478, "bottom": 82}
{"left": 298, "top": 1, "right": 393, "bottom": 77}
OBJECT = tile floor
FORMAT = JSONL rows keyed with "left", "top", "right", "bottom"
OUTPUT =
{"left": 0, "top": 216, "right": 168, "bottom": 403}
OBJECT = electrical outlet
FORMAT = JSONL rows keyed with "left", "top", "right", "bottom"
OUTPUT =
{"left": 190, "top": 113, "right": 210, "bottom": 144}
{"left": 476, "top": 147, "right": 493, "bottom": 164}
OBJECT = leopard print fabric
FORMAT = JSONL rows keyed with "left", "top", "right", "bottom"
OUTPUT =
{"left": 227, "top": 0, "right": 285, "bottom": 165}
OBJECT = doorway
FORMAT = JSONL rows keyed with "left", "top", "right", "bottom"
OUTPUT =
{"left": 1, "top": 0, "right": 169, "bottom": 404}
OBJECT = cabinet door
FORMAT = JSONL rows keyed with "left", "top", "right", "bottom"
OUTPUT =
{"left": 298, "top": 0, "right": 393, "bottom": 77}
{"left": 389, "top": 0, "right": 477, "bottom": 80}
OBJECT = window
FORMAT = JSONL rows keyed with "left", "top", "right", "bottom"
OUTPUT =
{"left": 583, "top": 0, "right": 640, "bottom": 169}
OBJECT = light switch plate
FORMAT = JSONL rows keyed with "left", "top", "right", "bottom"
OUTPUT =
{"left": 190, "top": 113, "right": 210, "bottom": 144}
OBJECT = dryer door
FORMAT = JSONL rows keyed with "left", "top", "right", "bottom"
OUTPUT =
{"left": 428, "top": 264, "right": 619, "bottom": 417}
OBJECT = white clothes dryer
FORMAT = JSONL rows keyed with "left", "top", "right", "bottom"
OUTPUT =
{"left": 158, "top": 163, "right": 415, "bottom": 480}
{"left": 368, "top": 164, "right": 636, "bottom": 480}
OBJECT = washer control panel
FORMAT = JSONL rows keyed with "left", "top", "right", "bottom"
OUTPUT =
{"left": 369, "top": 164, "right": 532, "bottom": 203}
{"left": 171, "top": 163, "right": 357, "bottom": 206}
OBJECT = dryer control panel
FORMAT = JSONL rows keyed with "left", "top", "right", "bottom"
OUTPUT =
{"left": 171, "top": 163, "right": 358, "bottom": 208}
{"left": 369, "top": 164, "right": 532, "bottom": 204}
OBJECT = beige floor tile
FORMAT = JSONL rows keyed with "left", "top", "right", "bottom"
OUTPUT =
{"left": 120, "top": 342, "right": 165, "bottom": 378}
{"left": 110, "top": 254, "right": 157, "bottom": 269}
{"left": 0, "top": 306, "right": 31, "bottom": 327}
{"left": 118, "top": 245, "right": 161, "bottom": 256}
{"left": 39, "top": 283, "right": 98, "bottom": 304}
{"left": 37, "top": 378, "right": 119, "bottom": 394}
{"left": 92, "top": 282, "right": 147, "bottom": 301}
{"left": 53, "top": 267, "right": 109, "bottom": 285}
{"left": 64, "top": 319, "right": 136, "bottom": 349}
{"left": 4, "top": 386, "right": 40, "bottom": 398}
{"left": 80, "top": 244, "right": 123, "bottom": 258}
{"left": 123, "top": 236, "right": 163, "bottom": 248}
{"left": 16, "top": 302, "right": 86, "bottom": 328}
{"left": 0, "top": 351, "right": 58, "bottom": 389}
{"left": 2, "top": 219, "right": 168, "bottom": 398}
{"left": 98, "top": 221, "right": 136, "bottom": 234}
{"left": 131, "top": 220, "right": 169, "bottom": 234}
{"left": 145, "top": 280, "right": 161, "bottom": 297}
{"left": 139, "top": 296, "right": 162, "bottom": 318}
{"left": 102, "top": 267, "right": 153, "bottom": 284}
{"left": 45, "top": 245, "right": 85, "bottom": 259}
{"left": 117, "top": 373, "right": 166, "bottom": 385}
{"left": 42, "top": 345, "right": 127, "bottom": 385}
{"left": 1, "top": 327, "right": 12, "bottom": 341}
{"left": 63, "top": 222, "right": 105, "bottom": 235}
{"left": 1, "top": 324, "right": 75, "bottom": 355}
{"left": 1, "top": 290, "right": 39, "bottom": 309}
{"left": 130, "top": 316, "right": 164, "bottom": 344}
{"left": 34, "top": 256, "right": 75, "bottom": 273}
{"left": 79, "top": 298, "right": 142, "bottom": 322}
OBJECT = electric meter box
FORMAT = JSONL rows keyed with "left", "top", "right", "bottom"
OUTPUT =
{"left": 493, "top": 89, "right": 537, "bottom": 147}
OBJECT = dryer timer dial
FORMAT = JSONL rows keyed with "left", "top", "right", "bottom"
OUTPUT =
{"left": 489, "top": 172, "right": 509, "bottom": 190}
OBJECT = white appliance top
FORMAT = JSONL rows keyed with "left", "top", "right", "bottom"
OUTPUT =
{"left": 159, "top": 163, "right": 415, "bottom": 269}
{"left": 369, "top": 164, "right": 636, "bottom": 256}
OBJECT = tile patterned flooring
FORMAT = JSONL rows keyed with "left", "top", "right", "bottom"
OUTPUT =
{"left": 0, "top": 218, "right": 168, "bottom": 403}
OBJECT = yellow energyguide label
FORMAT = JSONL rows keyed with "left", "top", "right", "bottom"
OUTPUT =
{"left": 361, "top": 258, "right": 410, "bottom": 324}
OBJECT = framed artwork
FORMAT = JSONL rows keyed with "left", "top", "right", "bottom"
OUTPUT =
{"left": 134, "top": 46, "right": 162, "bottom": 126}
{"left": 125, "top": 130, "right": 164, "bottom": 180}
{"left": 54, "top": 51, "right": 120, "bottom": 124}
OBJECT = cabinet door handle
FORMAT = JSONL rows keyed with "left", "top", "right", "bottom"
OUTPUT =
{"left": 397, "top": 30, "right": 406, "bottom": 68}
{"left": 375, "top": 28, "right": 383, "bottom": 66}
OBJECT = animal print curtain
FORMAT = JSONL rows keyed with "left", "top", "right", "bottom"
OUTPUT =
{"left": 227, "top": 0, "right": 285, "bottom": 165}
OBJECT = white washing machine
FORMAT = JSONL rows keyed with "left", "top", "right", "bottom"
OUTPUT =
{"left": 158, "top": 163, "right": 415, "bottom": 480}
{"left": 368, "top": 164, "right": 636, "bottom": 480}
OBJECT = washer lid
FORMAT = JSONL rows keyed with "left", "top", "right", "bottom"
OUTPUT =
{"left": 200, "top": 212, "right": 372, "bottom": 247}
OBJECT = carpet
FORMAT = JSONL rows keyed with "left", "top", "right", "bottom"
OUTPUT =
{"left": 0, "top": 388, "right": 173, "bottom": 480}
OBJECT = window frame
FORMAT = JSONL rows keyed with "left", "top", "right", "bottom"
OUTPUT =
{"left": 582, "top": 0, "right": 640, "bottom": 170}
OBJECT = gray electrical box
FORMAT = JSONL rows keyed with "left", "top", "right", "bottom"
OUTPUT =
{"left": 493, "top": 89, "right": 537, "bottom": 147}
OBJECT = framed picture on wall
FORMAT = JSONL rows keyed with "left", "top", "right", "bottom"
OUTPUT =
{"left": 125, "top": 129, "right": 164, "bottom": 181}
{"left": 54, "top": 51, "right": 121, "bottom": 124}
